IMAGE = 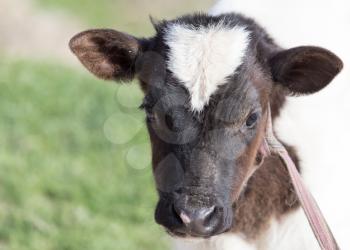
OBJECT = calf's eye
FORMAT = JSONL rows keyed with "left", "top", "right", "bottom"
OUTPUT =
{"left": 245, "top": 112, "right": 258, "bottom": 128}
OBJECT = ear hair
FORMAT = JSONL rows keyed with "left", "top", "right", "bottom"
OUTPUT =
{"left": 269, "top": 46, "right": 343, "bottom": 95}
{"left": 69, "top": 29, "right": 141, "bottom": 82}
{"left": 149, "top": 16, "right": 160, "bottom": 31}
{"left": 149, "top": 16, "right": 166, "bottom": 33}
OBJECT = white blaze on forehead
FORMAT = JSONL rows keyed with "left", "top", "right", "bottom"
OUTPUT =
{"left": 165, "top": 23, "right": 250, "bottom": 111}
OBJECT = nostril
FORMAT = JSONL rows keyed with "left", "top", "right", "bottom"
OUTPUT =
{"left": 171, "top": 204, "right": 185, "bottom": 225}
{"left": 179, "top": 211, "right": 191, "bottom": 225}
{"left": 201, "top": 206, "right": 216, "bottom": 224}
{"left": 173, "top": 204, "right": 191, "bottom": 225}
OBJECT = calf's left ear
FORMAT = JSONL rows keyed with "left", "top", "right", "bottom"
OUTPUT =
{"left": 269, "top": 46, "right": 343, "bottom": 95}
{"left": 69, "top": 29, "right": 143, "bottom": 82}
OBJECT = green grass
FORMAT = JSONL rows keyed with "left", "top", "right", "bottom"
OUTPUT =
{"left": 34, "top": 0, "right": 125, "bottom": 27}
{"left": 0, "top": 58, "right": 168, "bottom": 250}
{"left": 34, "top": 0, "right": 212, "bottom": 35}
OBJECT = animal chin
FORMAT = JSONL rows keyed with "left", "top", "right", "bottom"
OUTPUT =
{"left": 166, "top": 229, "right": 209, "bottom": 242}
{"left": 166, "top": 229, "right": 222, "bottom": 239}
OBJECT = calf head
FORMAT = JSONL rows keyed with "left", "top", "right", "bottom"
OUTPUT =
{"left": 70, "top": 13, "right": 342, "bottom": 238}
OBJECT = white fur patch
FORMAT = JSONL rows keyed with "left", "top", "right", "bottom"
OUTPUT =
{"left": 172, "top": 234, "right": 256, "bottom": 250}
{"left": 258, "top": 208, "right": 319, "bottom": 250}
{"left": 165, "top": 23, "right": 250, "bottom": 111}
{"left": 171, "top": 209, "right": 319, "bottom": 250}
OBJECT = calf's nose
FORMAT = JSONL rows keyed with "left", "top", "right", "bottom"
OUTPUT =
{"left": 174, "top": 205, "right": 219, "bottom": 236}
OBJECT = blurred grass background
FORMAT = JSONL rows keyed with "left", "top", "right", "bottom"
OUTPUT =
{"left": 35, "top": 0, "right": 212, "bottom": 35}
{"left": 0, "top": 0, "right": 212, "bottom": 250}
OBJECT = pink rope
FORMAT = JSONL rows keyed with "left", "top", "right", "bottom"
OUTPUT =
{"left": 264, "top": 105, "right": 339, "bottom": 250}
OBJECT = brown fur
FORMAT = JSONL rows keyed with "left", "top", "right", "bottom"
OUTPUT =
{"left": 229, "top": 74, "right": 300, "bottom": 240}
{"left": 232, "top": 144, "right": 300, "bottom": 239}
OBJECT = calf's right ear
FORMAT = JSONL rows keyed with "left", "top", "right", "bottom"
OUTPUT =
{"left": 69, "top": 29, "right": 143, "bottom": 82}
{"left": 269, "top": 46, "right": 343, "bottom": 95}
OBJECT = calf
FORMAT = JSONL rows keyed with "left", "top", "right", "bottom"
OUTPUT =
{"left": 69, "top": 7, "right": 343, "bottom": 250}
